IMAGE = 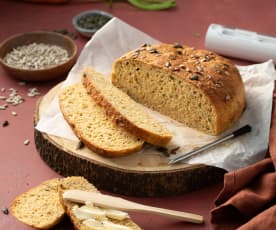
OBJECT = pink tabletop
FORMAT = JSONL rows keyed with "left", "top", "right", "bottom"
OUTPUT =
{"left": 0, "top": 0, "right": 275, "bottom": 229}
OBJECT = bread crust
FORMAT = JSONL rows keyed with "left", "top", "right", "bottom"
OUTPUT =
{"left": 82, "top": 68, "right": 172, "bottom": 147}
{"left": 59, "top": 107, "right": 143, "bottom": 157}
{"left": 10, "top": 178, "right": 65, "bottom": 229}
{"left": 111, "top": 43, "right": 246, "bottom": 135}
{"left": 58, "top": 84, "right": 143, "bottom": 157}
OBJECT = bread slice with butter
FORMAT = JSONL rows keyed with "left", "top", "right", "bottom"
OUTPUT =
{"left": 59, "top": 176, "right": 141, "bottom": 230}
{"left": 10, "top": 177, "right": 141, "bottom": 229}
{"left": 10, "top": 178, "right": 65, "bottom": 229}
{"left": 82, "top": 67, "right": 172, "bottom": 147}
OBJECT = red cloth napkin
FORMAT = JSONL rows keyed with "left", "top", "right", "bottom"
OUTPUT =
{"left": 210, "top": 91, "right": 276, "bottom": 230}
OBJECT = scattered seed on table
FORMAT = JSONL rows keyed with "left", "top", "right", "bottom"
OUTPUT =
{"left": 27, "top": 88, "right": 40, "bottom": 97}
{"left": 0, "top": 104, "right": 8, "bottom": 110}
{"left": 169, "top": 146, "right": 180, "bottom": 154}
{"left": 0, "top": 96, "right": 6, "bottom": 100}
{"left": 24, "top": 139, "right": 30, "bottom": 145}
{"left": 11, "top": 111, "right": 17, "bottom": 116}
{"left": 2, "top": 207, "right": 9, "bottom": 215}
{"left": 2, "top": 120, "right": 9, "bottom": 127}
{"left": 76, "top": 141, "right": 84, "bottom": 150}
{"left": 1, "top": 88, "right": 5, "bottom": 92}
{"left": 156, "top": 146, "right": 170, "bottom": 157}
{"left": 5, "top": 88, "right": 24, "bottom": 106}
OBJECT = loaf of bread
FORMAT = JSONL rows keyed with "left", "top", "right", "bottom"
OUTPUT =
{"left": 59, "top": 176, "right": 141, "bottom": 230}
{"left": 10, "top": 178, "right": 64, "bottom": 229}
{"left": 59, "top": 83, "right": 143, "bottom": 157}
{"left": 111, "top": 43, "right": 246, "bottom": 135}
{"left": 82, "top": 67, "right": 172, "bottom": 147}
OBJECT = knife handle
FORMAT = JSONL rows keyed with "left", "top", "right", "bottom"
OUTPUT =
{"left": 232, "top": 125, "right": 252, "bottom": 137}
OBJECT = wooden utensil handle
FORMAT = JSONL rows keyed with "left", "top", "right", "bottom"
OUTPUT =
{"left": 63, "top": 190, "right": 204, "bottom": 224}
{"left": 131, "top": 204, "right": 204, "bottom": 224}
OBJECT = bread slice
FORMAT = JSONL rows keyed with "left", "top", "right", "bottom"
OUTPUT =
{"left": 10, "top": 178, "right": 65, "bottom": 229}
{"left": 82, "top": 67, "right": 172, "bottom": 147}
{"left": 111, "top": 43, "right": 246, "bottom": 135}
{"left": 58, "top": 83, "right": 143, "bottom": 157}
{"left": 59, "top": 176, "right": 141, "bottom": 230}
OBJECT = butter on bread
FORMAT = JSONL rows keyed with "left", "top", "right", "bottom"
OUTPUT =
{"left": 111, "top": 43, "right": 246, "bottom": 135}
{"left": 59, "top": 176, "right": 141, "bottom": 230}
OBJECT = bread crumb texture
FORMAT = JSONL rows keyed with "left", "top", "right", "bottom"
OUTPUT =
{"left": 59, "top": 83, "right": 143, "bottom": 157}
{"left": 82, "top": 67, "right": 172, "bottom": 146}
{"left": 111, "top": 43, "right": 246, "bottom": 135}
{"left": 10, "top": 178, "right": 64, "bottom": 229}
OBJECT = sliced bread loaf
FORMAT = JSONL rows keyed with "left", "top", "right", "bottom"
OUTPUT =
{"left": 58, "top": 83, "right": 143, "bottom": 157}
{"left": 59, "top": 176, "right": 141, "bottom": 230}
{"left": 82, "top": 67, "right": 172, "bottom": 147}
{"left": 10, "top": 178, "right": 64, "bottom": 229}
{"left": 111, "top": 43, "right": 246, "bottom": 135}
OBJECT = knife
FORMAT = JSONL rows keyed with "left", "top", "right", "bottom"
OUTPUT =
{"left": 169, "top": 124, "right": 252, "bottom": 165}
{"left": 63, "top": 189, "right": 204, "bottom": 224}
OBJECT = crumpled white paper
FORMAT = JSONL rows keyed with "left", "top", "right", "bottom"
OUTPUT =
{"left": 36, "top": 18, "right": 276, "bottom": 172}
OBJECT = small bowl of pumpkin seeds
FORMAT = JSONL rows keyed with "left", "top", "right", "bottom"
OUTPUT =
{"left": 72, "top": 10, "right": 113, "bottom": 38}
{"left": 0, "top": 31, "right": 78, "bottom": 82}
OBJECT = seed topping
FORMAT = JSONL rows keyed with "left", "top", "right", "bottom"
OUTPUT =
{"left": 132, "top": 49, "right": 140, "bottom": 58}
{"left": 173, "top": 43, "right": 183, "bottom": 49}
{"left": 141, "top": 43, "right": 148, "bottom": 47}
{"left": 225, "top": 95, "right": 231, "bottom": 101}
{"left": 190, "top": 74, "right": 199, "bottom": 80}
{"left": 200, "top": 55, "right": 211, "bottom": 62}
{"left": 196, "top": 65, "right": 203, "bottom": 72}
{"left": 148, "top": 48, "right": 159, "bottom": 54}
{"left": 172, "top": 67, "right": 180, "bottom": 72}
{"left": 165, "top": 62, "right": 171, "bottom": 67}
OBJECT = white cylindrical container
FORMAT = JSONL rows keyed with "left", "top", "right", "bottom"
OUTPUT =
{"left": 205, "top": 24, "right": 276, "bottom": 63}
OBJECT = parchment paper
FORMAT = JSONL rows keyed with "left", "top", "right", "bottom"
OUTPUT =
{"left": 36, "top": 18, "right": 276, "bottom": 172}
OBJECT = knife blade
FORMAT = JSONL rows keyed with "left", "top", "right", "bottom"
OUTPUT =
{"left": 169, "top": 124, "right": 252, "bottom": 165}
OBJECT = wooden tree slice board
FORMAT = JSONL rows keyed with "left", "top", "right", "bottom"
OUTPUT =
{"left": 34, "top": 83, "right": 225, "bottom": 197}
